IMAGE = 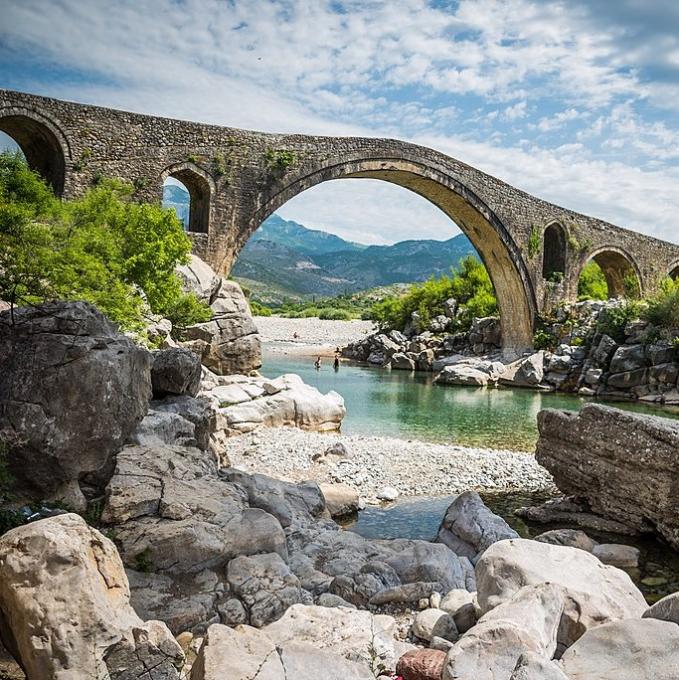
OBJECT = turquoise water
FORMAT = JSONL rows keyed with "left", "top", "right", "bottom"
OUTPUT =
{"left": 262, "top": 351, "right": 679, "bottom": 451}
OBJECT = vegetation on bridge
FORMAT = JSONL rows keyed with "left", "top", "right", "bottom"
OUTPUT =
{"left": 0, "top": 152, "right": 210, "bottom": 336}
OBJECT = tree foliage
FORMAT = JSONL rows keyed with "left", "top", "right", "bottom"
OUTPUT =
{"left": 577, "top": 260, "right": 608, "bottom": 301}
{"left": 370, "top": 256, "right": 497, "bottom": 332}
{"left": 0, "top": 152, "right": 210, "bottom": 334}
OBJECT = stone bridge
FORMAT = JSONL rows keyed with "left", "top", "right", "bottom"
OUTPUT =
{"left": 2, "top": 88, "right": 679, "bottom": 350}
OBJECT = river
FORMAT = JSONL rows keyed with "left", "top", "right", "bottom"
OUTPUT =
{"left": 262, "top": 351, "right": 679, "bottom": 451}
{"left": 262, "top": 349, "right": 679, "bottom": 601}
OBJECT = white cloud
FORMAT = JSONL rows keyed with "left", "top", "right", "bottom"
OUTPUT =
{"left": 0, "top": 0, "right": 678, "bottom": 246}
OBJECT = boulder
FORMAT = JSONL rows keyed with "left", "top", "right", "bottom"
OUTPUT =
{"left": 0, "top": 301, "right": 151, "bottom": 497}
{"left": 391, "top": 352, "right": 416, "bottom": 370}
{"left": 412, "top": 608, "right": 458, "bottom": 643}
{"left": 535, "top": 404, "right": 679, "bottom": 547}
{"left": 191, "top": 624, "right": 284, "bottom": 680}
{"left": 560, "top": 618, "right": 679, "bottom": 680}
{"left": 434, "top": 364, "right": 489, "bottom": 386}
{"left": 509, "top": 652, "right": 569, "bottom": 680}
{"left": 397, "top": 649, "right": 446, "bottom": 680}
{"left": 609, "top": 344, "right": 647, "bottom": 373}
{"left": 263, "top": 604, "right": 410, "bottom": 673}
{"left": 592, "top": 543, "right": 640, "bottom": 568}
{"left": 213, "top": 373, "right": 345, "bottom": 435}
{"left": 443, "top": 620, "right": 543, "bottom": 680}
{"left": 176, "top": 253, "right": 221, "bottom": 303}
{"left": 436, "top": 491, "right": 518, "bottom": 559}
{"left": 475, "top": 539, "right": 647, "bottom": 646}
{"left": 512, "top": 352, "right": 544, "bottom": 386}
{"left": 192, "top": 623, "right": 374, "bottom": 680}
{"left": 226, "top": 553, "right": 303, "bottom": 627}
{"left": 643, "top": 591, "right": 679, "bottom": 624}
{"left": 179, "top": 267, "right": 261, "bottom": 375}
{"left": 476, "top": 583, "right": 565, "bottom": 658}
{"left": 0, "top": 514, "right": 183, "bottom": 679}
{"left": 151, "top": 347, "right": 202, "bottom": 397}
{"left": 320, "top": 483, "right": 359, "bottom": 518}
{"left": 533, "top": 529, "right": 597, "bottom": 552}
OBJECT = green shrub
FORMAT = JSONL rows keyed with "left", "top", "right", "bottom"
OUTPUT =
{"left": 370, "top": 257, "right": 496, "bottom": 332}
{"left": 0, "top": 152, "right": 210, "bottom": 332}
{"left": 644, "top": 278, "right": 679, "bottom": 330}
{"left": 527, "top": 225, "right": 541, "bottom": 259}
{"left": 597, "top": 302, "right": 641, "bottom": 343}
{"left": 318, "top": 308, "right": 352, "bottom": 320}
{"left": 250, "top": 300, "right": 272, "bottom": 316}
{"left": 533, "top": 328, "right": 556, "bottom": 350}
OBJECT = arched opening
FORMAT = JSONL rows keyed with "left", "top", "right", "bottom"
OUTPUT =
{"left": 0, "top": 116, "right": 66, "bottom": 196}
{"left": 542, "top": 222, "right": 567, "bottom": 282}
{"left": 668, "top": 263, "right": 679, "bottom": 280}
{"left": 578, "top": 248, "right": 641, "bottom": 300}
{"left": 160, "top": 163, "right": 211, "bottom": 233}
{"left": 233, "top": 157, "right": 537, "bottom": 352}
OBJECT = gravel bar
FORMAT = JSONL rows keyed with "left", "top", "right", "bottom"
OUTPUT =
{"left": 226, "top": 427, "right": 556, "bottom": 504}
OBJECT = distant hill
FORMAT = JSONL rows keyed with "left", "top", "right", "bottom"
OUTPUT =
{"left": 233, "top": 214, "right": 477, "bottom": 298}
{"left": 162, "top": 188, "right": 477, "bottom": 299}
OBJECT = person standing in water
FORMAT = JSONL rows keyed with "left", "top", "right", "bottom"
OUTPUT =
{"left": 314, "top": 356, "right": 322, "bottom": 370}
{"left": 333, "top": 352, "right": 340, "bottom": 370}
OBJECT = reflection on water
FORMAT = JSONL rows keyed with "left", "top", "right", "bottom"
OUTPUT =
{"left": 263, "top": 351, "right": 679, "bottom": 451}
{"left": 344, "top": 493, "right": 679, "bottom": 603}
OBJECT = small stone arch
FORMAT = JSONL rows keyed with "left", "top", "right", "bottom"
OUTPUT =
{"left": 542, "top": 221, "right": 567, "bottom": 281}
{"left": 237, "top": 155, "right": 538, "bottom": 352}
{"left": 582, "top": 246, "right": 642, "bottom": 298}
{"left": 160, "top": 161, "right": 214, "bottom": 234}
{"left": 0, "top": 108, "right": 71, "bottom": 196}
{"left": 668, "top": 261, "right": 679, "bottom": 280}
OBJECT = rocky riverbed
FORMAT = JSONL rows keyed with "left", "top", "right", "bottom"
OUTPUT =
{"left": 226, "top": 428, "right": 555, "bottom": 504}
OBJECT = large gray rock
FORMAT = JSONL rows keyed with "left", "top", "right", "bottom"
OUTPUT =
{"left": 475, "top": 539, "right": 647, "bottom": 646}
{"left": 560, "top": 618, "right": 679, "bottom": 680}
{"left": 535, "top": 404, "right": 679, "bottom": 548}
{"left": 208, "top": 373, "right": 345, "bottom": 436}
{"left": 0, "top": 514, "right": 183, "bottom": 679}
{"left": 101, "top": 443, "right": 287, "bottom": 579}
{"left": 509, "top": 652, "right": 569, "bottom": 680}
{"left": 263, "top": 604, "right": 411, "bottom": 673}
{"left": 151, "top": 347, "right": 202, "bottom": 397}
{"left": 643, "top": 591, "right": 679, "bottom": 624}
{"left": 434, "top": 364, "right": 490, "bottom": 386}
{"left": 0, "top": 301, "right": 151, "bottom": 498}
{"left": 436, "top": 491, "right": 519, "bottom": 559}
{"left": 227, "top": 553, "right": 303, "bottom": 627}
{"left": 443, "top": 620, "right": 543, "bottom": 680}
{"left": 178, "top": 256, "right": 261, "bottom": 375}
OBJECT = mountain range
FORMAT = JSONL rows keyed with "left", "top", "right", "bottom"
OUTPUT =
{"left": 163, "top": 184, "right": 477, "bottom": 300}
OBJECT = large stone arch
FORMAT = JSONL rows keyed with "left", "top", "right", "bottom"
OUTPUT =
{"left": 0, "top": 107, "right": 71, "bottom": 196}
{"left": 237, "top": 156, "right": 538, "bottom": 352}
{"left": 580, "top": 245, "right": 643, "bottom": 298}
{"left": 160, "top": 161, "right": 215, "bottom": 234}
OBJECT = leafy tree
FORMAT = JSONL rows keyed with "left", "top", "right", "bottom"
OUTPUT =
{"left": 577, "top": 261, "right": 608, "bottom": 300}
{"left": 0, "top": 152, "right": 211, "bottom": 334}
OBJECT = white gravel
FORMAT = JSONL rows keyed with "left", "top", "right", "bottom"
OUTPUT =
{"left": 254, "top": 316, "right": 374, "bottom": 355}
{"left": 226, "top": 427, "right": 555, "bottom": 504}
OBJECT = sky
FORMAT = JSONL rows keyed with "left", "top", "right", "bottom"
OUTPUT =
{"left": 1, "top": 0, "right": 678, "bottom": 246}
